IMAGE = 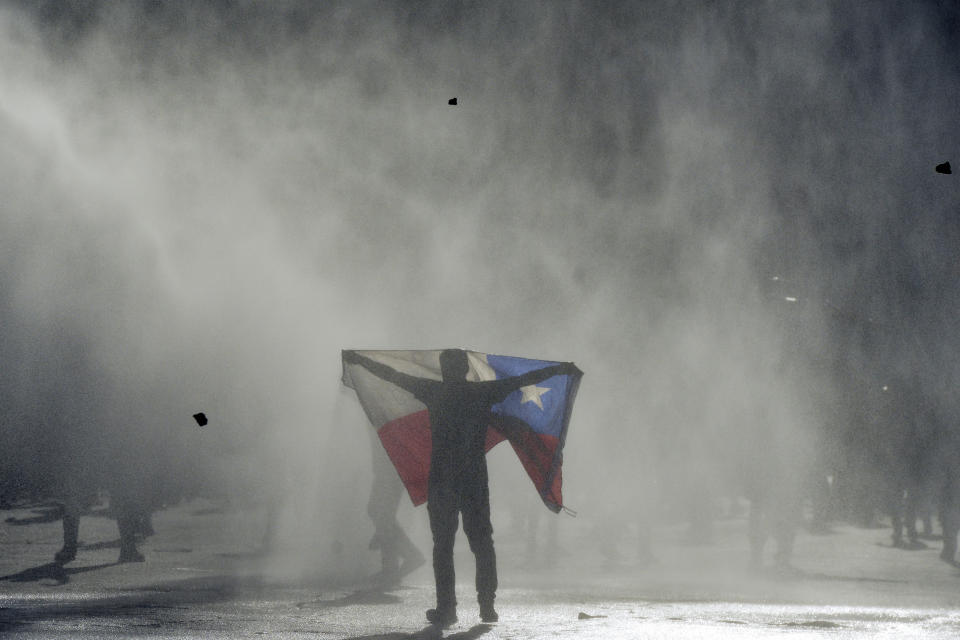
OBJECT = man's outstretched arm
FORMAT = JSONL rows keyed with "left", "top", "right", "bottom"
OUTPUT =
{"left": 491, "top": 362, "right": 581, "bottom": 401}
{"left": 342, "top": 350, "right": 424, "bottom": 396}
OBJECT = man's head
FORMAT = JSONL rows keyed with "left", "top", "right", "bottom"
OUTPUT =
{"left": 439, "top": 349, "right": 470, "bottom": 381}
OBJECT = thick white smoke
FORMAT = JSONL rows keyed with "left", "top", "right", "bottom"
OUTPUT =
{"left": 1, "top": 1, "right": 958, "bottom": 581}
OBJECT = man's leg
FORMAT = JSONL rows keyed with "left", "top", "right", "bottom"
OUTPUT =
{"left": 54, "top": 482, "right": 91, "bottom": 565}
{"left": 462, "top": 486, "right": 497, "bottom": 622}
{"left": 772, "top": 511, "right": 797, "bottom": 569}
{"left": 427, "top": 487, "right": 459, "bottom": 624}
{"left": 747, "top": 493, "right": 766, "bottom": 569}
{"left": 939, "top": 475, "right": 959, "bottom": 564}
{"left": 904, "top": 485, "right": 919, "bottom": 543}
{"left": 940, "top": 506, "right": 959, "bottom": 564}
{"left": 396, "top": 525, "right": 426, "bottom": 576}
{"left": 55, "top": 509, "right": 80, "bottom": 565}
{"left": 889, "top": 486, "right": 905, "bottom": 547}
{"left": 377, "top": 520, "right": 401, "bottom": 584}
{"left": 369, "top": 469, "right": 417, "bottom": 585}
{"left": 113, "top": 492, "right": 145, "bottom": 563}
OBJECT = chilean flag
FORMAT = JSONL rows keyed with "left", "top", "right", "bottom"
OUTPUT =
{"left": 342, "top": 350, "right": 582, "bottom": 512}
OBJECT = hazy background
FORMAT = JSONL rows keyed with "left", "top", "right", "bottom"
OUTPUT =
{"left": 1, "top": 0, "right": 958, "bottom": 580}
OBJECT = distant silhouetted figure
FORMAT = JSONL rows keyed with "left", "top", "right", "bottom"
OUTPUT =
{"left": 52, "top": 427, "right": 153, "bottom": 566}
{"left": 876, "top": 376, "right": 939, "bottom": 550}
{"left": 367, "top": 429, "right": 425, "bottom": 586}
{"left": 55, "top": 481, "right": 149, "bottom": 565}
{"left": 747, "top": 478, "right": 800, "bottom": 572}
{"left": 931, "top": 418, "right": 960, "bottom": 565}
{"left": 343, "top": 348, "right": 577, "bottom": 627}
{"left": 742, "top": 407, "right": 805, "bottom": 574}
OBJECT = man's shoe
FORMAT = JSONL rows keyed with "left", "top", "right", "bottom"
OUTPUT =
{"left": 369, "top": 568, "right": 401, "bottom": 588}
{"left": 426, "top": 608, "right": 457, "bottom": 627}
{"left": 54, "top": 546, "right": 77, "bottom": 565}
{"left": 480, "top": 603, "right": 498, "bottom": 623}
{"left": 118, "top": 548, "right": 145, "bottom": 563}
{"left": 399, "top": 551, "right": 426, "bottom": 577}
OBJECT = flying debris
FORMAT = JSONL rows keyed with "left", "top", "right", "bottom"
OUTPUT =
{"left": 192, "top": 412, "right": 208, "bottom": 427}
{"left": 935, "top": 161, "right": 951, "bottom": 174}
{"left": 341, "top": 349, "right": 582, "bottom": 512}
{"left": 448, "top": 97, "right": 457, "bottom": 105}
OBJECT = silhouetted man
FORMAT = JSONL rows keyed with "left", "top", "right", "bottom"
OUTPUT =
{"left": 343, "top": 348, "right": 577, "bottom": 627}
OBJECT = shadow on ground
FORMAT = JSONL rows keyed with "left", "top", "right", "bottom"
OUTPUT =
{"left": 4, "top": 507, "right": 63, "bottom": 526}
{"left": 343, "top": 623, "right": 492, "bottom": 640}
{"left": 0, "top": 571, "right": 416, "bottom": 635}
{"left": 4, "top": 504, "right": 115, "bottom": 526}
{"left": 0, "top": 562, "right": 117, "bottom": 586}
{"left": 296, "top": 586, "right": 402, "bottom": 608}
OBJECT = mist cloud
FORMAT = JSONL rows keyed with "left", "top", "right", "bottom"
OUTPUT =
{"left": 2, "top": 0, "right": 959, "bottom": 577}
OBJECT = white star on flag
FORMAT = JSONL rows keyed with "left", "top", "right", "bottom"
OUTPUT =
{"left": 519, "top": 384, "right": 551, "bottom": 410}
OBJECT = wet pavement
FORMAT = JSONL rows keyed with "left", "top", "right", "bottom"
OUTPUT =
{"left": 3, "top": 500, "right": 960, "bottom": 638}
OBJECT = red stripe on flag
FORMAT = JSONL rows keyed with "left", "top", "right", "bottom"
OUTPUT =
{"left": 508, "top": 433, "right": 562, "bottom": 508}
{"left": 379, "top": 411, "right": 563, "bottom": 510}
{"left": 378, "top": 410, "right": 432, "bottom": 506}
